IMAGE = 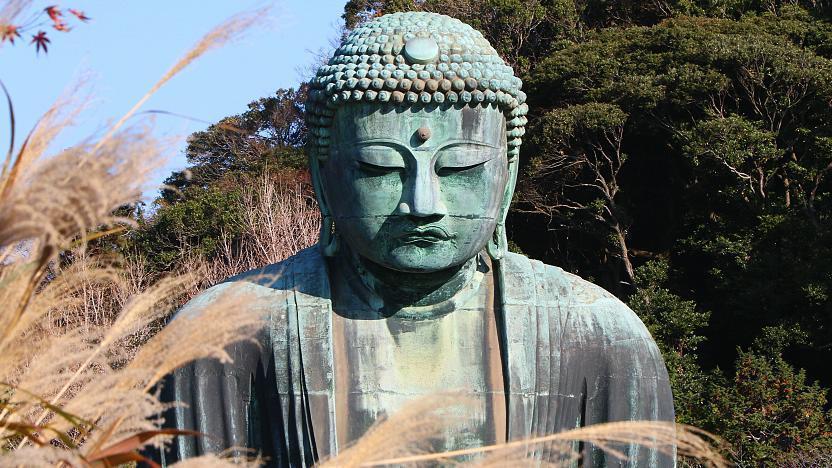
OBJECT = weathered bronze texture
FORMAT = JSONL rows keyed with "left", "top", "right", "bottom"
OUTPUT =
{"left": 153, "top": 11, "right": 675, "bottom": 468}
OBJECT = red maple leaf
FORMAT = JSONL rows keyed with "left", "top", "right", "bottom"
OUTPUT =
{"left": 1, "top": 24, "right": 21, "bottom": 44}
{"left": 31, "top": 30, "right": 49, "bottom": 54}
{"left": 68, "top": 9, "right": 90, "bottom": 22}
{"left": 44, "top": 5, "right": 62, "bottom": 23}
{"left": 52, "top": 21, "right": 70, "bottom": 32}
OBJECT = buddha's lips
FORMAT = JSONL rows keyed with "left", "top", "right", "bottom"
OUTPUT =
{"left": 398, "top": 226, "right": 454, "bottom": 244}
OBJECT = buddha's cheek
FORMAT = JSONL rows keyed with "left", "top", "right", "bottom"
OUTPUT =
{"left": 440, "top": 165, "right": 505, "bottom": 261}
{"left": 327, "top": 171, "right": 403, "bottom": 260}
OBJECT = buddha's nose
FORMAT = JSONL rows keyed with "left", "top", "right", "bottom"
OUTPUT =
{"left": 399, "top": 164, "right": 447, "bottom": 218}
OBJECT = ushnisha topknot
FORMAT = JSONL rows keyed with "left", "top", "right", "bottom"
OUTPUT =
{"left": 305, "top": 12, "right": 528, "bottom": 162}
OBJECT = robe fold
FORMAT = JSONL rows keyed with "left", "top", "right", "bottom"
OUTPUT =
{"left": 152, "top": 246, "right": 675, "bottom": 467}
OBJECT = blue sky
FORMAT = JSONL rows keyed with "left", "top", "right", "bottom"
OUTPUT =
{"left": 1, "top": 0, "right": 345, "bottom": 199}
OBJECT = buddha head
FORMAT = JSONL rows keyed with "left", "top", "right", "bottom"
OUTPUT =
{"left": 306, "top": 12, "right": 527, "bottom": 274}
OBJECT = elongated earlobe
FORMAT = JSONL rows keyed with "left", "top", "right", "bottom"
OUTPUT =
{"left": 320, "top": 215, "right": 339, "bottom": 257}
{"left": 488, "top": 154, "right": 518, "bottom": 261}
{"left": 487, "top": 223, "right": 507, "bottom": 260}
{"left": 309, "top": 152, "right": 339, "bottom": 257}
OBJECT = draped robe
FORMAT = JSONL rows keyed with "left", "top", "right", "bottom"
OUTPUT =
{"left": 152, "top": 246, "right": 675, "bottom": 467}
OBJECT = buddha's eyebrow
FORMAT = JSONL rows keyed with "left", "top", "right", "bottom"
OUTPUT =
{"left": 346, "top": 138, "right": 407, "bottom": 150}
{"left": 435, "top": 139, "right": 502, "bottom": 151}
{"left": 345, "top": 138, "right": 501, "bottom": 151}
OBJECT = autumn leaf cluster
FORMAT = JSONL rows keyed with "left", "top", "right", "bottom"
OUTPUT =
{"left": 1, "top": 2, "right": 89, "bottom": 54}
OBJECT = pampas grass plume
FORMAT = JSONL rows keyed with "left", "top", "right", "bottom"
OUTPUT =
{"left": 0, "top": 5, "right": 270, "bottom": 465}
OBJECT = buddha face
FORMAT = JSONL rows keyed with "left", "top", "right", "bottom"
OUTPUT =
{"left": 321, "top": 102, "right": 508, "bottom": 273}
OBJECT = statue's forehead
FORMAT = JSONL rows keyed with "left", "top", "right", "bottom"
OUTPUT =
{"left": 334, "top": 103, "right": 506, "bottom": 146}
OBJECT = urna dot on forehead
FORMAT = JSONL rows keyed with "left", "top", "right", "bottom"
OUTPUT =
{"left": 305, "top": 12, "right": 529, "bottom": 162}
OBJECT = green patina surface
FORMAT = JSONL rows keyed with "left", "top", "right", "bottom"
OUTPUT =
{"left": 323, "top": 103, "right": 507, "bottom": 280}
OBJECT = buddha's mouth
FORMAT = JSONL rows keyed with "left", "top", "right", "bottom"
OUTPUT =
{"left": 398, "top": 226, "right": 454, "bottom": 244}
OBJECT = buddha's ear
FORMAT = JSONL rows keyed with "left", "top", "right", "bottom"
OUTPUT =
{"left": 309, "top": 151, "right": 339, "bottom": 256}
{"left": 487, "top": 153, "right": 519, "bottom": 261}
{"left": 500, "top": 154, "right": 519, "bottom": 223}
{"left": 309, "top": 151, "right": 329, "bottom": 216}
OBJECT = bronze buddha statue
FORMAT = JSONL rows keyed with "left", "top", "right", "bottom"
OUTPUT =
{"left": 155, "top": 12, "right": 674, "bottom": 467}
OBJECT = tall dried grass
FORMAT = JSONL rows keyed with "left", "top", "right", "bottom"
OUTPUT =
{"left": 318, "top": 396, "right": 730, "bottom": 468}
{"left": 0, "top": 7, "right": 269, "bottom": 466}
{"left": 179, "top": 173, "right": 320, "bottom": 296}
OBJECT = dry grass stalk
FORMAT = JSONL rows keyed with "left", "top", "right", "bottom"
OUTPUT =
{"left": 319, "top": 395, "right": 729, "bottom": 468}
{"left": 0, "top": 5, "right": 271, "bottom": 465}
{"left": 0, "top": 129, "right": 270, "bottom": 462}
{"left": 179, "top": 173, "right": 319, "bottom": 297}
{"left": 0, "top": 124, "right": 163, "bottom": 356}
{"left": 171, "top": 454, "right": 263, "bottom": 468}
{"left": 476, "top": 421, "right": 726, "bottom": 467}
{"left": 1, "top": 80, "right": 91, "bottom": 199}
{"left": 0, "top": 125, "right": 267, "bottom": 460}
{"left": 317, "top": 396, "right": 476, "bottom": 468}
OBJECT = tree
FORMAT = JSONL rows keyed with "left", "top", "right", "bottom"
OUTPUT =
{"left": 523, "top": 103, "right": 637, "bottom": 289}
{"left": 706, "top": 341, "right": 832, "bottom": 465}
{"left": 128, "top": 88, "right": 311, "bottom": 275}
{"left": 163, "top": 87, "right": 308, "bottom": 201}
{"left": 520, "top": 8, "right": 832, "bottom": 463}
{"left": 132, "top": 187, "right": 244, "bottom": 271}
{"left": 524, "top": 6, "right": 832, "bottom": 354}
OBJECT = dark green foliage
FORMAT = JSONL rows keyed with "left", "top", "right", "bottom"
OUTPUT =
{"left": 524, "top": 8, "right": 832, "bottom": 353}
{"left": 524, "top": 102, "right": 635, "bottom": 291}
{"left": 522, "top": 6, "right": 832, "bottom": 463}
{"left": 707, "top": 346, "right": 832, "bottom": 465}
{"left": 131, "top": 187, "right": 244, "bottom": 271}
{"left": 629, "top": 262, "right": 832, "bottom": 463}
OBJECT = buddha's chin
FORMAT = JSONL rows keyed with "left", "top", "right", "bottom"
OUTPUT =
{"left": 382, "top": 242, "right": 471, "bottom": 273}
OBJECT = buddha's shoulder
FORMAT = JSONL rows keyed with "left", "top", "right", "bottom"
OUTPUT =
{"left": 501, "top": 252, "right": 651, "bottom": 341}
{"left": 224, "top": 245, "right": 326, "bottom": 289}
{"left": 501, "top": 251, "right": 618, "bottom": 305}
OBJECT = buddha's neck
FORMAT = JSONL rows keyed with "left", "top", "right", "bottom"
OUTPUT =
{"left": 349, "top": 250, "right": 478, "bottom": 309}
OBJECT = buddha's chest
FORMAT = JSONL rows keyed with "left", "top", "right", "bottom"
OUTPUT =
{"left": 331, "top": 304, "right": 504, "bottom": 453}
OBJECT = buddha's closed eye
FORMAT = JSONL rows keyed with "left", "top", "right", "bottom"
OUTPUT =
{"left": 434, "top": 144, "right": 498, "bottom": 176}
{"left": 435, "top": 162, "right": 484, "bottom": 176}
{"left": 348, "top": 141, "right": 499, "bottom": 177}
{"left": 351, "top": 145, "right": 406, "bottom": 175}
{"left": 356, "top": 159, "right": 404, "bottom": 175}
